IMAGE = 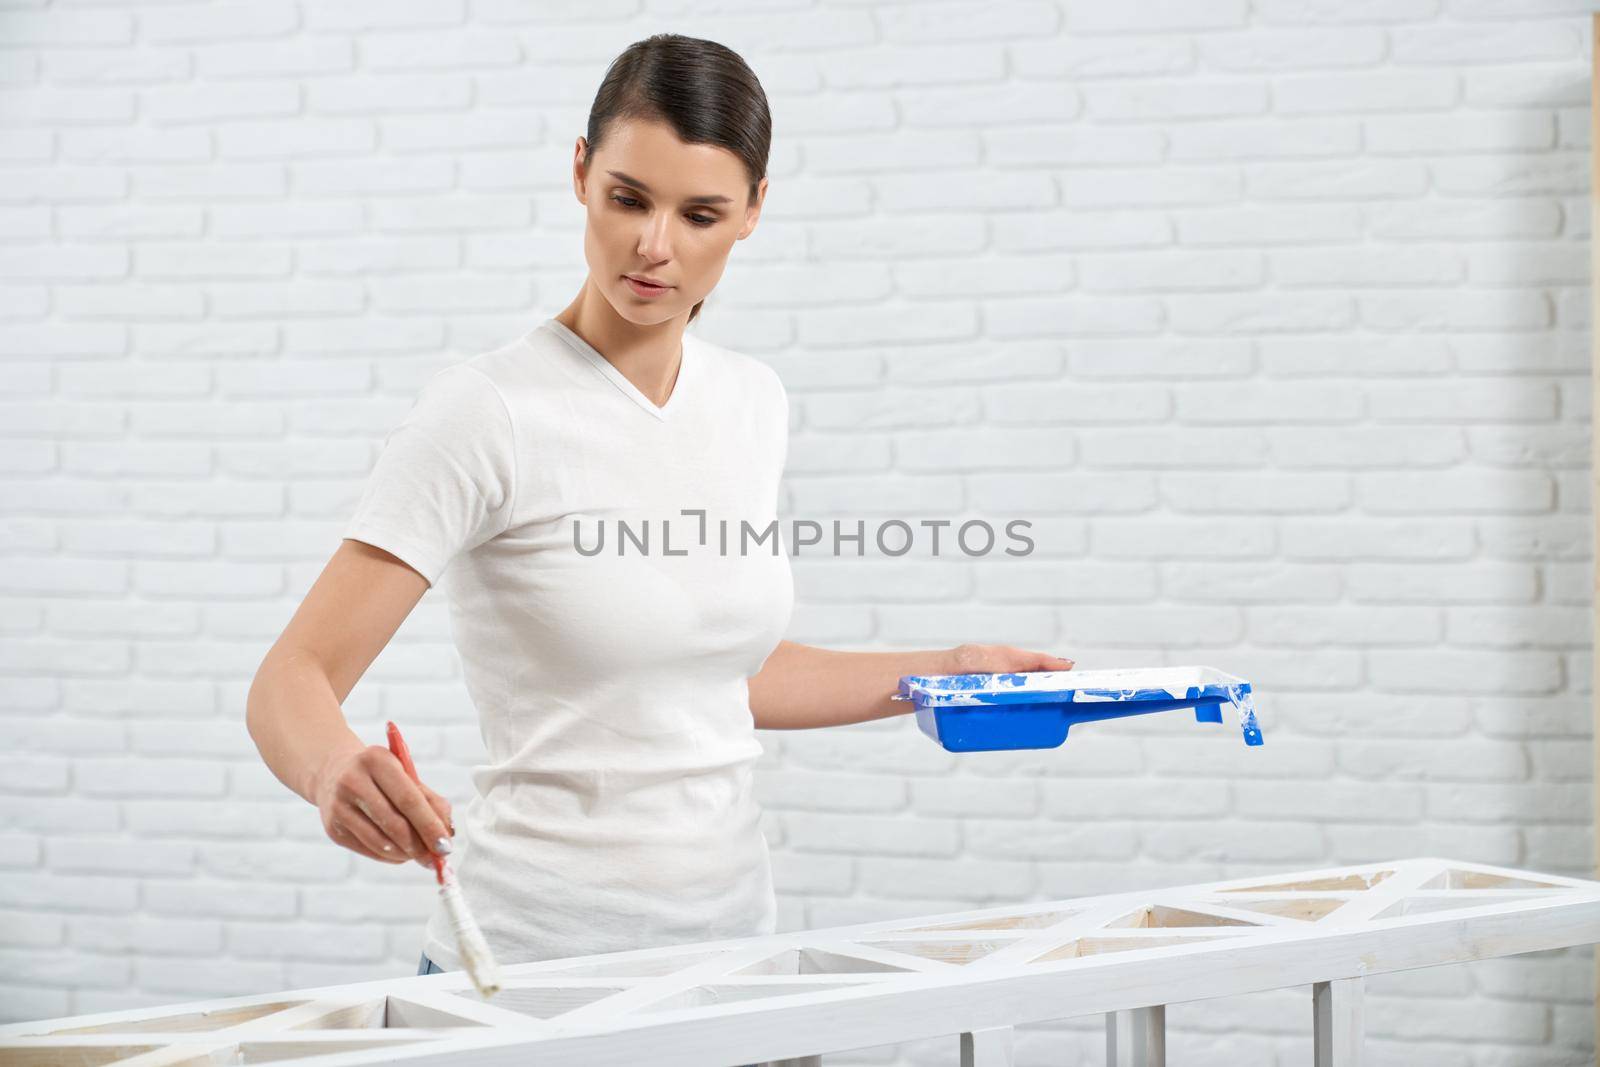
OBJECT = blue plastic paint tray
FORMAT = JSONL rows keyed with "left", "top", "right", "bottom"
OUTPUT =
{"left": 894, "top": 665, "right": 1263, "bottom": 753}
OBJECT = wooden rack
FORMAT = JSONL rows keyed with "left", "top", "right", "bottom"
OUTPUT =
{"left": 3, "top": 856, "right": 1597, "bottom": 1066}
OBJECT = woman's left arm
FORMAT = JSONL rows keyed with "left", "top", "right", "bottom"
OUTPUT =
{"left": 747, "top": 640, "right": 1076, "bottom": 730}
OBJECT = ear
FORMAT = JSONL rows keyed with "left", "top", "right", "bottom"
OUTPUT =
{"left": 738, "top": 176, "right": 768, "bottom": 240}
{"left": 572, "top": 136, "right": 590, "bottom": 204}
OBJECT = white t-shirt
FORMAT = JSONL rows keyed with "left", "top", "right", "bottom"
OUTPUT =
{"left": 341, "top": 316, "right": 794, "bottom": 970}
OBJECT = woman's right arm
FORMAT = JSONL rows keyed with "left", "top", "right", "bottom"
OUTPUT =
{"left": 246, "top": 538, "right": 454, "bottom": 868}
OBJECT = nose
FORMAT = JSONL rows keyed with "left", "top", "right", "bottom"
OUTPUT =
{"left": 636, "top": 210, "right": 672, "bottom": 262}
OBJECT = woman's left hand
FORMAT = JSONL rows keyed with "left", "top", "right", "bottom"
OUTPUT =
{"left": 946, "top": 642, "right": 1075, "bottom": 675}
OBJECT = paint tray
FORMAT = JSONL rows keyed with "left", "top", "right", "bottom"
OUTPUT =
{"left": 893, "top": 665, "right": 1263, "bottom": 753}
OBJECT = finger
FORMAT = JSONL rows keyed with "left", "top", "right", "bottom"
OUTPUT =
{"left": 418, "top": 782, "right": 454, "bottom": 834}
{"left": 348, "top": 772, "right": 430, "bottom": 860}
{"left": 342, "top": 798, "right": 412, "bottom": 861}
{"left": 331, "top": 813, "right": 407, "bottom": 865}
{"left": 426, "top": 792, "right": 455, "bottom": 837}
{"left": 370, "top": 754, "right": 452, "bottom": 856}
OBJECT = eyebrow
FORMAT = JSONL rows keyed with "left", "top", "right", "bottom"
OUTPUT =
{"left": 605, "top": 170, "right": 733, "bottom": 206}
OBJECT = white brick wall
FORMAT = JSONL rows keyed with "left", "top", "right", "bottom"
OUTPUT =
{"left": 0, "top": 0, "right": 1592, "bottom": 1061}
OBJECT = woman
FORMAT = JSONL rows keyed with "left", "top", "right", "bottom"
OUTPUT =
{"left": 246, "top": 33, "right": 1074, "bottom": 983}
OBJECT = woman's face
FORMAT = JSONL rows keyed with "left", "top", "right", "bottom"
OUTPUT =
{"left": 573, "top": 117, "right": 766, "bottom": 325}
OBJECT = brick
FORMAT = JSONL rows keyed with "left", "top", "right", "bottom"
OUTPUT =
{"left": 1062, "top": 0, "right": 1248, "bottom": 33}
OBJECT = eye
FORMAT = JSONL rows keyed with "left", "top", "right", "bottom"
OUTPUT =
{"left": 610, "top": 194, "right": 717, "bottom": 228}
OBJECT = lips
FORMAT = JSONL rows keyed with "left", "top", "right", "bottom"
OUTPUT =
{"left": 624, "top": 275, "right": 671, "bottom": 297}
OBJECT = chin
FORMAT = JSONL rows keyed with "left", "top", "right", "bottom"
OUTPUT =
{"left": 613, "top": 287, "right": 687, "bottom": 321}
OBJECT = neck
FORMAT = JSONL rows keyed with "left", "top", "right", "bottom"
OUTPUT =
{"left": 555, "top": 280, "right": 687, "bottom": 407}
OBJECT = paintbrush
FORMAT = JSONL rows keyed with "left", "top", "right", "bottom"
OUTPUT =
{"left": 386, "top": 720, "right": 502, "bottom": 998}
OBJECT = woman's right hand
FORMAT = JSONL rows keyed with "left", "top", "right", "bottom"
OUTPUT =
{"left": 312, "top": 744, "right": 455, "bottom": 867}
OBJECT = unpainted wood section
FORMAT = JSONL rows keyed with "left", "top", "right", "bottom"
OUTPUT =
{"left": 789, "top": 939, "right": 958, "bottom": 975}
{"left": 41, "top": 1001, "right": 305, "bottom": 1036}
{"left": 400, "top": 983, "right": 634, "bottom": 1021}
{"left": 267, "top": 999, "right": 387, "bottom": 1032}
{"left": 1316, "top": 863, "right": 1459, "bottom": 928}
{"left": 1214, "top": 897, "right": 1349, "bottom": 922}
{"left": 1419, "top": 870, "right": 1563, "bottom": 891}
{"left": 383, "top": 990, "right": 545, "bottom": 1030}
{"left": 6, "top": 998, "right": 398, "bottom": 1067}
{"left": 48, "top": 1031, "right": 439, "bottom": 1063}
{"left": 900, "top": 909, "right": 1080, "bottom": 933}
{"left": 531, "top": 947, "right": 730, "bottom": 978}
{"left": 0, "top": 1042, "right": 167, "bottom": 1066}
{"left": 708, "top": 978, "right": 883, "bottom": 1004}
{"left": 855, "top": 939, "right": 1013, "bottom": 966}
{"left": 1221, "top": 870, "right": 1394, "bottom": 893}
{"left": 1370, "top": 895, "right": 1544, "bottom": 920}
{"left": 646, "top": 979, "right": 875, "bottom": 1011}
{"left": 1034, "top": 933, "right": 1250, "bottom": 963}
{"left": 1103, "top": 905, "right": 1259, "bottom": 929}
{"left": 549, "top": 940, "right": 815, "bottom": 1024}
{"left": 233, "top": 1032, "right": 442, "bottom": 1060}
{"left": 734, "top": 946, "right": 921, "bottom": 976}
{"left": 962, "top": 900, "right": 1159, "bottom": 972}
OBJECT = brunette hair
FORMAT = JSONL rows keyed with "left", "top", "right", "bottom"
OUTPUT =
{"left": 583, "top": 34, "right": 771, "bottom": 324}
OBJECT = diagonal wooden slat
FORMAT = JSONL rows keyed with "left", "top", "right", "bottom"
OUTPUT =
{"left": 1315, "top": 858, "right": 1450, "bottom": 928}
{"left": 551, "top": 940, "right": 801, "bottom": 1022}
{"left": 964, "top": 899, "right": 1166, "bottom": 970}
{"left": 383, "top": 989, "right": 550, "bottom": 1029}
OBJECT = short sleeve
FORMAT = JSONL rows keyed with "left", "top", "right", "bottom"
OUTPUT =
{"left": 342, "top": 365, "right": 518, "bottom": 587}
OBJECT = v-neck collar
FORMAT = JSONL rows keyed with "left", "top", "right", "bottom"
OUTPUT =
{"left": 543, "top": 317, "right": 691, "bottom": 422}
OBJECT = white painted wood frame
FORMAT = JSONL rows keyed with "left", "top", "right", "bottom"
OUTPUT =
{"left": 3, "top": 857, "right": 1597, "bottom": 1066}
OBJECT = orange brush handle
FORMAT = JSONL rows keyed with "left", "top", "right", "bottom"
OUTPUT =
{"left": 386, "top": 720, "right": 446, "bottom": 883}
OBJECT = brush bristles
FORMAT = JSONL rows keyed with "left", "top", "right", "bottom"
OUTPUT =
{"left": 439, "top": 871, "right": 502, "bottom": 998}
